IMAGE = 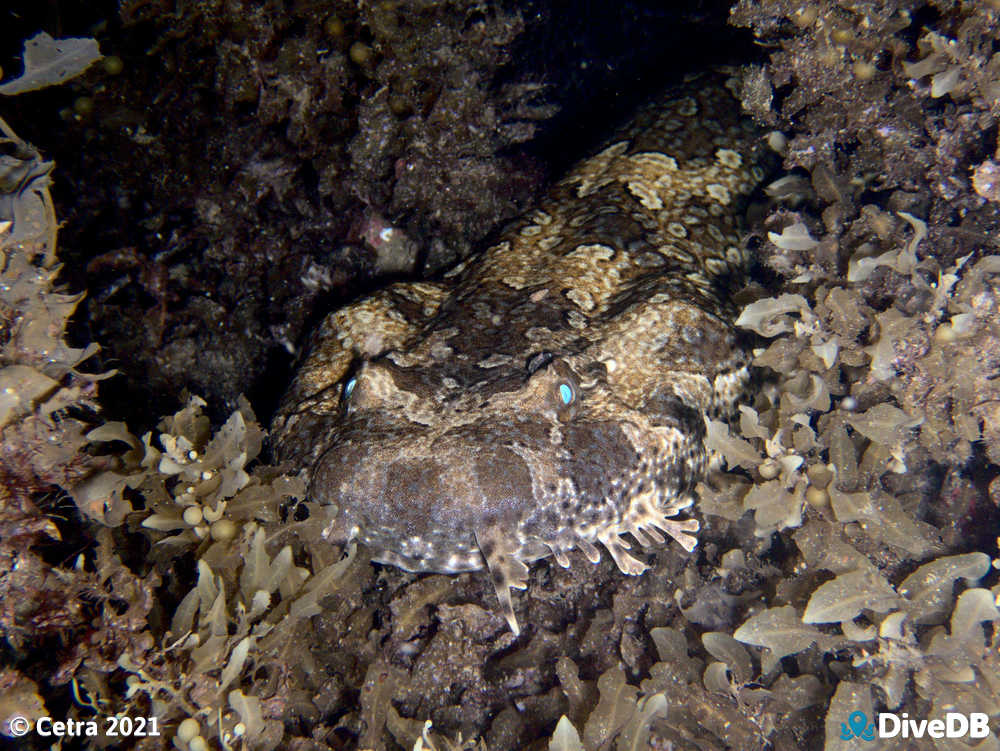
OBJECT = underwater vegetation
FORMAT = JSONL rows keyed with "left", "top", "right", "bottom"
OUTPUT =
{"left": 1, "top": 0, "right": 999, "bottom": 749}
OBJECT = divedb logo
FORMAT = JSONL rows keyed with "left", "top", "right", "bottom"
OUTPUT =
{"left": 840, "top": 710, "right": 992, "bottom": 741}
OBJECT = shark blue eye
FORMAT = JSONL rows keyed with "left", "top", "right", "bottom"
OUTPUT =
{"left": 344, "top": 377, "right": 357, "bottom": 399}
{"left": 559, "top": 383, "right": 574, "bottom": 405}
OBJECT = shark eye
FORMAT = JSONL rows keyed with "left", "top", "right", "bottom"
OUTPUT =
{"left": 343, "top": 377, "right": 357, "bottom": 400}
{"left": 558, "top": 382, "right": 575, "bottom": 405}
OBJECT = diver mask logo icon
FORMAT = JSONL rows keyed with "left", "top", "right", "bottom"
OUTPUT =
{"left": 841, "top": 711, "right": 876, "bottom": 742}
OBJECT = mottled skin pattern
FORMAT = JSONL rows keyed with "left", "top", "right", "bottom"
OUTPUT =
{"left": 272, "top": 71, "right": 767, "bottom": 635}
